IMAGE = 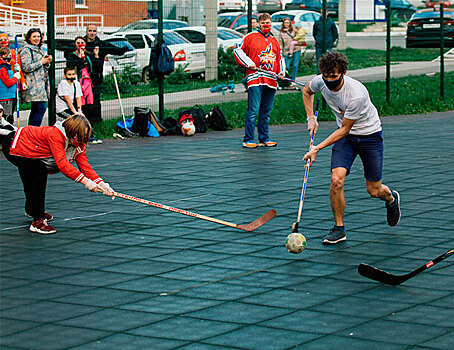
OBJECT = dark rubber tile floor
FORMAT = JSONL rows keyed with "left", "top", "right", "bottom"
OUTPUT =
{"left": 1, "top": 111, "right": 453, "bottom": 349}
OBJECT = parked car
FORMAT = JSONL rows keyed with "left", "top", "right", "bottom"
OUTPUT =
{"left": 271, "top": 10, "right": 322, "bottom": 45}
{"left": 53, "top": 34, "right": 141, "bottom": 83}
{"left": 219, "top": 0, "right": 245, "bottom": 12}
{"left": 284, "top": 0, "right": 322, "bottom": 12}
{"left": 406, "top": 8, "right": 454, "bottom": 48}
{"left": 218, "top": 12, "right": 259, "bottom": 30}
{"left": 114, "top": 19, "right": 188, "bottom": 33}
{"left": 173, "top": 26, "right": 243, "bottom": 50}
{"left": 424, "top": 0, "right": 451, "bottom": 8}
{"left": 257, "top": 0, "right": 283, "bottom": 13}
{"left": 111, "top": 30, "right": 206, "bottom": 81}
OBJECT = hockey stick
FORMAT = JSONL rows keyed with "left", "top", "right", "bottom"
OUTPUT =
{"left": 106, "top": 191, "right": 277, "bottom": 232}
{"left": 111, "top": 66, "right": 138, "bottom": 138}
{"left": 291, "top": 98, "right": 320, "bottom": 234}
{"left": 255, "top": 67, "right": 306, "bottom": 88}
{"left": 358, "top": 248, "right": 454, "bottom": 285}
{"left": 14, "top": 36, "right": 20, "bottom": 128}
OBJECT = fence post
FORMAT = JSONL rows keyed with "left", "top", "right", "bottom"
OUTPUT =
{"left": 440, "top": 4, "right": 444, "bottom": 99}
{"left": 386, "top": 0, "right": 391, "bottom": 103}
{"left": 47, "top": 0, "right": 56, "bottom": 125}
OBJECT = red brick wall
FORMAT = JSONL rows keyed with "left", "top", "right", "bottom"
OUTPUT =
{"left": 2, "top": 0, "right": 148, "bottom": 27}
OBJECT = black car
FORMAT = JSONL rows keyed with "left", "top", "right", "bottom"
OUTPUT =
{"left": 285, "top": 0, "right": 322, "bottom": 12}
{"left": 326, "top": 0, "right": 338, "bottom": 17}
{"left": 389, "top": 0, "right": 417, "bottom": 21}
{"left": 406, "top": 8, "right": 454, "bottom": 48}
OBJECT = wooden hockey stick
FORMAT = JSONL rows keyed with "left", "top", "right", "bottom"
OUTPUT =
{"left": 107, "top": 191, "right": 277, "bottom": 232}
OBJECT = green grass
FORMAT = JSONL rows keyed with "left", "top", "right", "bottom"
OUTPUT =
{"left": 20, "top": 48, "right": 451, "bottom": 112}
{"left": 92, "top": 72, "right": 454, "bottom": 138}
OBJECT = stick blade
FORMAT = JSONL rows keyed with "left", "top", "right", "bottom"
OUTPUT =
{"left": 291, "top": 222, "right": 299, "bottom": 233}
{"left": 237, "top": 209, "right": 277, "bottom": 232}
{"left": 358, "top": 263, "right": 405, "bottom": 285}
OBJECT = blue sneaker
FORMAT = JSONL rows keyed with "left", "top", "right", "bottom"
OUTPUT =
{"left": 386, "top": 190, "right": 401, "bottom": 226}
{"left": 259, "top": 139, "right": 277, "bottom": 147}
{"left": 242, "top": 140, "right": 258, "bottom": 148}
{"left": 322, "top": 226, "right": 347, "bottom": 245}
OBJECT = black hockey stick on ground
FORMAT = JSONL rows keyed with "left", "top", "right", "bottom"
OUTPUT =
{"left": 358, "top": 248, "right": 454, "bottom": 285}
{"left": 255, "top": 67, "right": 306, "bottom": 88}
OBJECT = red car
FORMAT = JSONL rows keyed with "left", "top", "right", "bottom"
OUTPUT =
{"left": 424, "top": 0, "right": 451, "bottom": 8}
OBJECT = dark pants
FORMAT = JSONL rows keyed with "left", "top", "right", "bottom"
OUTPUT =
{"left": 29, "top": 101, "right": 47, "bottom": 126}
{"left": 315, "top": 45, "right": 333, "bottom": 75}
{"left": 83, "top": 84, "right": 102, "bottom": 124}
{"left": 2, "top": 132, "right": 48, "bottom": 220}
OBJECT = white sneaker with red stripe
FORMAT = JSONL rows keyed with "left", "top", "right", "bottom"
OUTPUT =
{"left": 29, "top": 218, "right": 57, "bottom": 234}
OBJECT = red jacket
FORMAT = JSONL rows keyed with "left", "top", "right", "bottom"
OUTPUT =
{"left": 10, "top": 123, "right": 102, "bottom": 184}
{"left": 233, "top": 31, "right": 284, "bottom": 89}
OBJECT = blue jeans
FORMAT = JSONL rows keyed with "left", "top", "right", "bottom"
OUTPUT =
{"left": 28, "top": 101, "right": 47, "bottom": 126}
{"left": 284, "top": 50, "right": 302, "bottom": 81}
{"left": 244, "top": 85, "right": 276, "bottom": 143}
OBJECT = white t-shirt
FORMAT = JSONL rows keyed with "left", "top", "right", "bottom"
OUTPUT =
{"left": 56, "top": 79, "right": 83, "bottom": 113}
{"left": 310, "top": 75, "right": 382, "bottom": 135}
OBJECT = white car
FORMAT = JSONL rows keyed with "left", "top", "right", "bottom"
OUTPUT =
{"left": 219, "top": 0, "right": 246, "bottom": 12}
{"left": 172, "top": 26, "right": 244, "bottom": 50}
{"left": 271, "top": 10, "right": 322, "bottom": 45}
{"left": 111, "top": 30, "right": 206, "bottom": 81}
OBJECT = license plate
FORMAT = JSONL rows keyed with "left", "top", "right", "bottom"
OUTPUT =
{"left": 423, "top": 23, "right": 440, "bottom": 28}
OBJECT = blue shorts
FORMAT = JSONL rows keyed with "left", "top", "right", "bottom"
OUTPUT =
{"left": 331, "top": 131, "right": 384, "bottom": 182}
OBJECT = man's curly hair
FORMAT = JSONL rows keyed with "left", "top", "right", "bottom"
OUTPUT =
{"left": 319, "top": 52, "right": 349, "bottom": 75}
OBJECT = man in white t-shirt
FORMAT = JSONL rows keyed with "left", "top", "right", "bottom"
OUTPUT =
{"left": 302, "top": 52, "right": 400, "bottom": 244}
{"left": 56, "top": 66, "right": 83, "bottom": 120}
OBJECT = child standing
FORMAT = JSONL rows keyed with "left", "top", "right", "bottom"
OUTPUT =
{"left": 56, "top": 66, "right": 83, "bottom": 120}
{"left": 0, "top": 47, "right": 21, "bottom": 124}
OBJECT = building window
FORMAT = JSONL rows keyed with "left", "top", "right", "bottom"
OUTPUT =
{"left": 75, "top": 0, "right": 87, "bottom": 9}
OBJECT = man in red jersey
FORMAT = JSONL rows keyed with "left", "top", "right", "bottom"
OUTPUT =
{"left": 234, "top": 13, "right": 285, "bottom": 148}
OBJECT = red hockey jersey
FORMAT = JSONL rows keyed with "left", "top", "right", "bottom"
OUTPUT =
{"left": 233, "top": 31, "right": 285, "bottom": 89}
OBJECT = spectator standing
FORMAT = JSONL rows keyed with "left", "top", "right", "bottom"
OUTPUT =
{"left": 83, "top": 25, "right": 128, "bottom": 124}
{"left": 234, "top": 12, "right": 285, "bottom": 148}
{"left": 65, "top": 36, "right": 100, "bottom": 80}
{"left": 18, "top": 28, "right": 52, "bottom": 126}
{"left": 278, "top": 18, "right": 303, "bottom": 81}
{"left": 313, "top": 11, "right": 338, "bottom": 74}
{"left": 0, "top": 47, "right": 21, "bottom": 124}
{"left": 0, "top": 32, "right": 25, "bottom": 90}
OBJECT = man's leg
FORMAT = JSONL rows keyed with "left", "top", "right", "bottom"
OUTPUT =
{"left": 257, "top": 87, "right": 276, "bottom": 146}
{"left": 243, "top": 86, "right": 262, "bottom": 146}
{"left": 315, "top": 46, "right": 322, "bottom": 75}
{"left": 330, "top": 167, "right": 348, "bottom": 227}
{"left": 360, "top": 130, "right": 401, "bottom": 226}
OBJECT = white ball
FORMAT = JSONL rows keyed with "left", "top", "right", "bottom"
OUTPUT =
{"left": 181, "top": 120, "right": 195, "bottom": 136}
{"left": 285, "top": 233, "right": 307, "bottom": 254}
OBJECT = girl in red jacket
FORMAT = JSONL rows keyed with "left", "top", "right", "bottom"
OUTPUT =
{"left": 2, "top": 114, "right": 113, "bottom": 234}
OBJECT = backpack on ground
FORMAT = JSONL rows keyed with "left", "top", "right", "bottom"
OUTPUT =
{"left": 178, "top": 105, "right": 207, "bottom": 133}
{"left": 206, "top": 105, "right": 232, "bottom": 131}
{"left": 132, "top": 107, "right": 151, "bottom": 136}
{"left": 162, "top": 116, "right": 182, "bottom": 135}
{"left": 157, "top": 43, "right": 175, "bottom": 76}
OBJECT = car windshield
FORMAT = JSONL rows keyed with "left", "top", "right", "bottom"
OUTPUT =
{"left": 271, "top": 14, "right": 296, "bottom": 22}
{"left": 105, "top": 38, "right": 134, "bottom": 51}
{"left": 117, "top": 21, "right": 157, "bottom": 32}
{"left": 218, "top": 15, "right": 237, "bottom": 27}
{"left": 146, "top": 32, "right": 188, "bottom": 45}
{"left": 218, "top": 29, "right": 242, "bottom": 40}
